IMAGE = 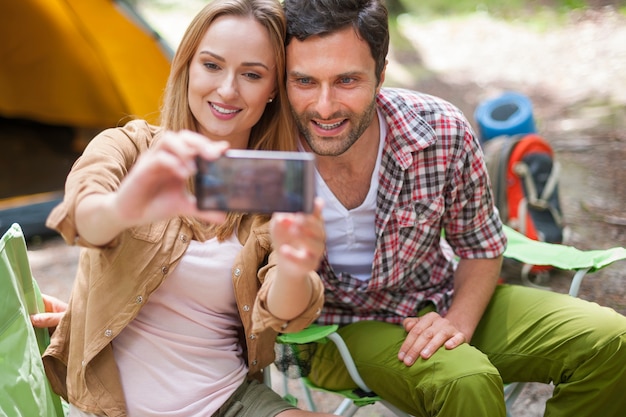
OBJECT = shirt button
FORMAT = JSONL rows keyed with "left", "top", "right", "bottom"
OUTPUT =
{"left": 161, "top": 266, "right": 169, "bottom": 275}
{"left": 180, "top": 234, "right": 188, "bottom": 243}
{"left": 234, "top": 268, "right": 241, "bottom": 277}
{"left": 251, "top": 360, "right": 257, "bottom": 366}
{"left": 249, "top": 334, "right": 256, "bottom": 340}
{"left": 135, "top": 295, "right": 143, "bottom": 304}
{"left": 280, "top": 322, "right": 288, "bottom": 330}
{"left": 242, "top": 305, "right": 250, "bottom": 312}
{"left": 81, "top": 360, "right": 86, "bottom": 367}
{"left": 104, "top": 329, "right": 113, "bottom": 337}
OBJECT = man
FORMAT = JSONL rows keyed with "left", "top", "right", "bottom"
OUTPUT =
{"left": 282, "top": 0, "right": 626, "bottom": 416}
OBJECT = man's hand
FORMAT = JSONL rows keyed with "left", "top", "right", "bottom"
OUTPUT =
{"left": 30, "top": 293, "right": 68, "bottom": 331}
{"left": 398, "top": 312, "right": 467, "bottom": 366}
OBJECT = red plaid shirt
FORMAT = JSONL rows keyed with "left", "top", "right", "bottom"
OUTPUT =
{"left": 316, "top": 88, "right": 506, "bottom": 325}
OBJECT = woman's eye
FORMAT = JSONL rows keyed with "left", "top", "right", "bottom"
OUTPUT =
{"left": 203, "top": 62, "right": 220, "bottom": 70}
{"left": 244, "top": 72, "right": 262, "bottom": 80}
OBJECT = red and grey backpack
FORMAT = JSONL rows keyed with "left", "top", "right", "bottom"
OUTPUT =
{"left": 482, "top": 133, "right": 567, "bottom": 284}
{"left": 483, "top": 134, "right": 565, "bottom": 243}
{"left": 475, "top": 92, "right": 566, "bottom": 285}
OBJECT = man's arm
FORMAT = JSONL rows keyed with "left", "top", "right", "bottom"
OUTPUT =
{"left": 446, "top": 256, "right": 502, "bottom": 341}
{"left": 398, "top": 256, "right": 502, "bottom": 366}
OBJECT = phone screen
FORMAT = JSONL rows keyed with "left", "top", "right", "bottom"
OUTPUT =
{"left": 195, "top": 150, "right": 315, "bottom": 213}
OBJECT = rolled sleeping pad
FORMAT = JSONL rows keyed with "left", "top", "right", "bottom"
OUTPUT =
{"left": 474, "top": 92, "right": 536, "bottom": 142}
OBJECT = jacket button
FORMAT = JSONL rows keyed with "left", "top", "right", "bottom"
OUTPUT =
{"left": 161, "top": 266, "right": 169, "bottom": 275}
{"left": 242, "top": 305, "right": 250, "bottom": 312}
{"left": 234, "top": 268, "right": 241, "bottom": 277}
{"left": 251, "top": 360, "right": 257, "bottom": 366}
{"left": 104, "top": 329, "right": 113, "bottom": 337}
{"left": 135, "top": 295, "right": 143, "bottom": 304}
{"left": 180, "top": 234, "right": 188, "bottom": 243}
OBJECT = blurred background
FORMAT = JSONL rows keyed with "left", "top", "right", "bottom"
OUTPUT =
{"left": 2, "top": 1, "right": 625, "bottom": 415}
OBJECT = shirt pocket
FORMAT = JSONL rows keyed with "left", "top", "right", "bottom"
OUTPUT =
{"left": 396, "top": 196, "right": 445, "bottom": 228}
{"left": 394, "top": 196, "right": 445, "bottom": 256}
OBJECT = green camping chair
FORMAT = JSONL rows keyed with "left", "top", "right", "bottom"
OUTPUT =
{"left": 272, "top": 225, "right": 626, "bottom": 416}
{"left": 0, "top": 223, "right": 67, "bottom": 417}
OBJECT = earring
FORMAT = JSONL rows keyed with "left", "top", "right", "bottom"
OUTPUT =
{"left": 267, "top": 98, "right": 273, "bottom": 103}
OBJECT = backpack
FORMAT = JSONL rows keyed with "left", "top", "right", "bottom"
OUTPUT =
{"left": 482, "top": 134, "right": 567, "bottom": 285}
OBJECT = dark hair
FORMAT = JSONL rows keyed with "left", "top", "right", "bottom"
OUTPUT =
{"left": 284, "top": 0, "right": 389, "bottom": 83}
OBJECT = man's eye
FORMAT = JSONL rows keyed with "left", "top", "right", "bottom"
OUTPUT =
{"left": 339, "top": 77, "right": 354, "bottom": 84}
{"left": 296, "top": 78, "right": 312, "bottom": 85}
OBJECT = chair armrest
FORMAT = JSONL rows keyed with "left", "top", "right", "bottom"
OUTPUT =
{"left": 277, "top": 324, "right": 339, "bottom": 344}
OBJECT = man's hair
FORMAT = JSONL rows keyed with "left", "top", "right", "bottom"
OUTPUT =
{"left": 284, "top": 0, "right": 389, "bottom": 82}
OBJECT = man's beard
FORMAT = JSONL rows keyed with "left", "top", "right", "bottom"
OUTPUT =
{"left": 291, "top": 98, "right": 377, "bottom": 157}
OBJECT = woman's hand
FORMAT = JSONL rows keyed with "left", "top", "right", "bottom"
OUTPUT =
{"left": 266, "top": 198, "right": 326, "bottom": 321}
{"left": 270, "top": 197, "right": 326, "bottom": 278}
{"left": 30, "top": 293, "right": 68, "bottom": 332}
{"left": 75, "top": 130, "right": 229, "bottom": 245}
{"left": 114, "top": 130, "right": 230, "bottom": 225}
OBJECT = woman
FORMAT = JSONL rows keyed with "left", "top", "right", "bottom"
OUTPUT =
{"left": 42, "top": 1, "right": 333, "bottom": 416}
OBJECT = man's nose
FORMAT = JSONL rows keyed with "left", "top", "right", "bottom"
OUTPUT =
{"left": 314, "top": 85, "right": 338, "bottom": 119}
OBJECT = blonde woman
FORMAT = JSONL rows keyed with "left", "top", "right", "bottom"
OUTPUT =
{"left": 42, "top": 1, "right": 334, "bottom": 416}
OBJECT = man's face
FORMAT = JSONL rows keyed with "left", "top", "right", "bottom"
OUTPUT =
{"left": 286, "top": 27, "right": 384, "bottom": 157}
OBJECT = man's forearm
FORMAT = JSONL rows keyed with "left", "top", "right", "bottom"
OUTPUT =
{"left": 445, "top": 256, "right": 503, "bottom": 342}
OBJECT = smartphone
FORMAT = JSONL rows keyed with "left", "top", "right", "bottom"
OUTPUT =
{"left": 195, "top": 149, "right": 316, "bottom": 213}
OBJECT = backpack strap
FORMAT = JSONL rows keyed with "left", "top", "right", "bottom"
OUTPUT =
{"left": 508, "top": 134, "right": 564, "bottom": 242}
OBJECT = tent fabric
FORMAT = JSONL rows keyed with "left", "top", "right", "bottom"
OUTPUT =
{"left": 0, "top": 223, "right": 67, "bottom": 417}
{"left": 0, "top": 0, "right": 172, "bottom": 128}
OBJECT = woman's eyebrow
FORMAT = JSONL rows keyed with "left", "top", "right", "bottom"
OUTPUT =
{"left": 199, "top": 50, "right": 270, "bottom": 70}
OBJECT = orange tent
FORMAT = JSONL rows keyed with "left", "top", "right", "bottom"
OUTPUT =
{"left": 0, "top": 0, "right": 173, "bottom": 238}
{"left": 0, "top": 0, "right": 172, "bottom": 128}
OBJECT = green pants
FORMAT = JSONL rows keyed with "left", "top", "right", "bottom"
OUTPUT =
{"left": 308, "top": 285, "right": 626, "bottom": 416}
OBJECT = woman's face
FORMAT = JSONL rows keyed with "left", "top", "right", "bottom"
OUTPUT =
{"left": 188, "top": 15, "right": 277, "bottom": 149}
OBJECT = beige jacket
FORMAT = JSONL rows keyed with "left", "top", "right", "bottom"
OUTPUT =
{"left": 43, "top": 120, "right": 324, "bottom": 416}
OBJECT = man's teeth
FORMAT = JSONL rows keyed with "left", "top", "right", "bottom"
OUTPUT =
{"left": 316, "top": 121, "right": 343, "bottom": 130}
{"left": 211, "top": 103, "right": 239, "bottom": 114}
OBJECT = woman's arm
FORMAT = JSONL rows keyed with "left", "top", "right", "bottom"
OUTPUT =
{"left": 265, "top": 198, "right": 326, "bottom": 321}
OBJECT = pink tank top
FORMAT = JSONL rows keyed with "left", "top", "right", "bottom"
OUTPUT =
{"left": 112, "top": 233, "right": 246, "bottom": 416}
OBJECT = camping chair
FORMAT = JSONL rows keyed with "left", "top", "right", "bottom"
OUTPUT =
{"left": 271, "top": 225, "right": 626, "bottom": 416}
{"left": 273, "top": 325, "right": 412, "bottom": 416}
{"left": 0, "top": 223, "right": 67, "bottom": 417}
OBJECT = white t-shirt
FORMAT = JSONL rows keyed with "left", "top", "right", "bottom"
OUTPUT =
{"left": 314, "top": 110, "right": 387, "bottom": 281}
{"left": 112, "top": 233, "right": 246, "bottom": 416}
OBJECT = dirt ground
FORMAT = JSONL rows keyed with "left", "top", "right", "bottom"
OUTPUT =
{"left": 24, "top": 5, "right": 626, "bottom": 417}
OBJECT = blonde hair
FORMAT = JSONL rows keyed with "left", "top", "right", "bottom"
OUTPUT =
{"left": 159, "top": 0, "right": 295, "bottom": 239}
